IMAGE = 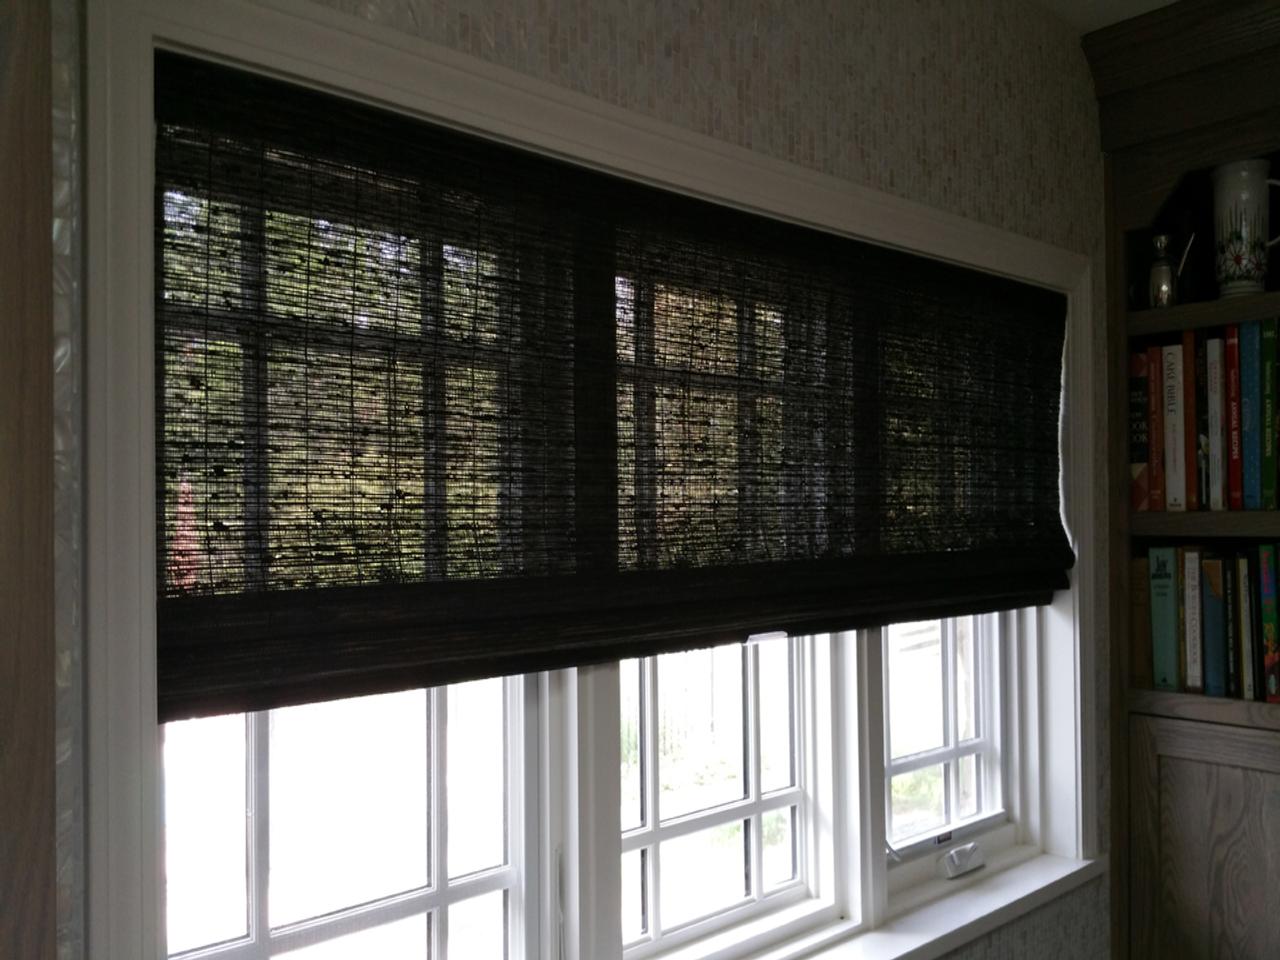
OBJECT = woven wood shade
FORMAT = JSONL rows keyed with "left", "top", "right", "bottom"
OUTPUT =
{"left": 154, "top": 52, "right": 1073, "bottom": 721}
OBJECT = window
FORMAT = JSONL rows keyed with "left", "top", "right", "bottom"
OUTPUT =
{"left": 162, "top": 677, "right": 531, "bottom": 959}
{"left": 883, "top": 616, "right": 1003, "bottom": 856}
{"left": 618, "top": 636, "right": 818, "bottom": 955}
{"left": 91, "top": 22, "right": 1094, "bottom": 960}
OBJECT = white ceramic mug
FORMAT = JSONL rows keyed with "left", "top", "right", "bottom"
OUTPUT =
{"left": 1213, "top": 159, "right": 1280, "bottom": 297}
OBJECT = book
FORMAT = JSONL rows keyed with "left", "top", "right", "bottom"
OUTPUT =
{"left": 1261, "top": 544, "right": 1280, "bottom": 702}
{"left": 1162, "top": 344, "right": 1187, "bottom": 511}
{"left": 1182, "top": 330, "right": 1199, "bottom": 511}
{"left": 1129, "top": 351, "right": 1150, "bottom": 511}
{"left": 1148, "top": 345, "right": 1166, "bottom": 511}
{"left": 1130, "top": 556, "right": 1153, "bottom": 689}
{"left": 1183, "top": 547, "right": 1203, "bottom": 692}
{"left": 1250, "top": 550, "right": 1265, "bottom": 700}
{"left": 1241, "top": 321, "right": 1262, "bottom": 509}
{"left": 1226, "top": 325, "right": 1243, "bottom": 510}
{"left": 1262, "top": 319, "right": 1277, "bottom": 510}
{"left": 1176, "top": 546, "right": 1187, "bottom": 689}
{"left": 1201, "top": 555, "right": 1227, "bottom": 697}
{"left": 1149, "top": 547, "right": 1179, "bottom": 691}
{"left": 1238, "top": 553, "right": 1256, "bottom": 700}
{"left": 1207, "top": 337, "right": 1226, "bottom": 511}
{"left": 1225, "top": 556, "right": 1240, "bottom": 697}
{"left": 1196, "top": 331, "right": 1210, "bottom": 509}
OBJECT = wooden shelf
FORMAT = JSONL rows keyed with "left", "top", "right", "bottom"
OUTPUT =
{"left": 1127, "top": 290, "right": 1280, "bottom": 337}
{"left": 1128, "top": 688, "right": 1280, "bottom": 733}
{"left": 1129, "top": 510, "right": 1280, "bottom": 538}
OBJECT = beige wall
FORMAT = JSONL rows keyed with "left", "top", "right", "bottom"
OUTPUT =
{"left": 277, "top": 1, "right": 1109, "bottom": 954}
{"left": 56, "top": 1, "right": 1109, "bottom": 956}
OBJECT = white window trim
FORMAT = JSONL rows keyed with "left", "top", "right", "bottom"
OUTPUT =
{"left": 85, "top": 1, "right": 1100, "bottom": 959}
{"left": 167, "top": 677, "right": 535, "bottom": 960}
{"left": 880, "top": 615, "right": 1005, "bottom": 860}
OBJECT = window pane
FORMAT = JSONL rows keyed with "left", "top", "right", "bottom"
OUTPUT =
{"left": 757, "top": 636, "right": 794, "bottom": 792}
{"left": 620, "top": 658, "right": 644, "bottom": 832}
{"left": 761, "top": 807, "right": 796, "bottom": 890}
{"left": 956, "top": 616, "right": 978, "bottom": 742}
{"left": 658, "top": 645, "right": 746, "bottom": 819}
{"left": 447, "top": 677, "right": 507, "bottom": 879}
{"left": 659, "top": 820, "right": 749, "bottom": 929}
{"left": 958, "top": 753, "right": 979, "bottom": 821}
{"left": 447, "top": 890, "right": 505, "bottom": 959}
{"left": 621, "top": 848, "right": 647, "bottom": 944}
{"left": 887, "top": 620, "right": 944, "bottom": 759}
{"left": 890, "top": 764, "right": 946, "bottom": 843}
{"left": 163, "top": 714, "right": 248, "bottom": 955}
{"left": 269, "top": 690, "right": 428, "bottom": 927}
{"left": 277, "top": 913, "right": 428, "bottom": 960}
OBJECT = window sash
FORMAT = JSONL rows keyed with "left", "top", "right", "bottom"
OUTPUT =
{"left": 164, "top": 677, "right": 530, "bottom": 960}
{"left": 882, "top": 616, "right": 1006, "bottom": 855}
{"left": 616, "top": 636, "right": 823, "bottom": 958}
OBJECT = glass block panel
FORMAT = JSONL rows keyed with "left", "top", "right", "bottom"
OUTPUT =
{"left": 620, "top": 657, "right": 644, "bottom": 832}
{"left": 958, "top": 753, "right": 979, "bottom": 821}
{"left": 163, "top": 714, "right": 248, "bottom": 955}
{"left": 956, "top": 616, "right": 978, "bottom": 742}
{"left": 269, "top": 690, "right": 428, "bottom": 927}
{"left": 659, "top": 820, "right": 749, "bottom": 929}
{"left": 889, "top": 763, "right": 946, "bottom": 843}
{"left": 621, "top": 848, "right": 647, "bottom": 944}
{"left": 757, "top": 636, "right": 794, "bottom": 792}
{"left": 447, "top": 677, "right": 507, "bottom": 879}
{"left": 761, "top": 807, "right": 796, "bottom": 890}
{"left": 658, "top": 645, "right": 746, "bottom": 820}
{"left": 886, "top": 620, "right": 944, "bottom": 759}
{"left": 447, "top": 890, "right": 505, "bottom": 959}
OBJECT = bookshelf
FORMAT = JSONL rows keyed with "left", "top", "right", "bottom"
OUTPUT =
{"left": 1085, "top": 3, "right": 1280, "bottom": 957}
{"left": 1128, "top": 687, "right": 1280, "bottom": 733}
{"left": 1127, "top": 291, "right": 1280, "bottom": 337}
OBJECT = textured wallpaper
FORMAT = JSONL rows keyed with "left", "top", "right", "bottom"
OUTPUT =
{"left": 57, "top": 0, "right": 1108, "bottom": 957}
{"left": 276, "top": 0, "right": 1111, "bottom": 956}
{"left": 52, "top": 0, "right": 84, "bottom": 957}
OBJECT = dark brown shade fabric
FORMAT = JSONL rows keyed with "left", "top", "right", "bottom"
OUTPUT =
{"left": 154, "top": 52, "right": 1074, "bottom": 721}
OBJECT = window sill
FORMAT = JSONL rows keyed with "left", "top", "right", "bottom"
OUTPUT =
{"left": 741, "top": 852, "right": 1106, "bottom": 960}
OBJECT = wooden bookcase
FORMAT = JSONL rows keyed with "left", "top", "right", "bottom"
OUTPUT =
{"left": 1085, "top": 4, "right": 1280, "bottom": 957}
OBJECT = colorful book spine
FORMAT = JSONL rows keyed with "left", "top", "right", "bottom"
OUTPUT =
{"left": 1184, "top": 547, "right": 1203, "bottom": 692}
{"left": 1207, "top": 338, "right": 1226, "bottom": 511}
{"left": 1148, "top": 345, "right": 1166, "bottom": 511}
{"left": 1129, "top": 351, "right": 1150, "bottom": 512}
{"left": 1131, "top": 556, "right": 1153, "bottom": 690}
{"left": 1226, "top": 325, "right": 1243, "bottom": 510}
{"left": 1241, "top": 321, "right": 1262, "bottom": 509}
{"left": 1150, "top": 547, "right": 1179, "bottom": 691}
{"left": 1196, "top": 331, "right": 1210, "bottom": 509}
{"left": 1261, "top": 544, "right": 1280, "bottom": 702}
{"left": 1201, "top": 555, "right": 1227, "bottom": 697}
{"left": 1182, "top": 330, "right": 1199, "bottom": 511}
{"left": 1262, "top": 319, "right": 1277, "bottom": 510}
{"left": 1238, "top": 554, "right": 1256, "bottom": 701}
{"left": 1163, "top": 345, "right": 1187, "bottom": 511}
{"left": 1225, "top": 557, "right": 1240, "bottom": 697}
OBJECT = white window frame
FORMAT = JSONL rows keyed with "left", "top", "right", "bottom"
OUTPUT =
{"left": 87, "top": 3, "right": 1100, "bottom": 959}
{"left": 880, "top": 614, "right": 1005, "bottom": 860}
{"left": 609, "top": 635, "right": 834, "bottom": 960}
{"left": 163, "top": 677, "right": 536, "bottom": 960}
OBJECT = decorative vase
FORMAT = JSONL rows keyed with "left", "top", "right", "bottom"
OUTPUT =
{"left": 1213, "top": 159, "right": 1280, "bottom": 297}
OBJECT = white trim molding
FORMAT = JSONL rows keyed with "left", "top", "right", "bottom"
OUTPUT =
{"left": 85, "top": 1, "right": 1099, "bottom": 958}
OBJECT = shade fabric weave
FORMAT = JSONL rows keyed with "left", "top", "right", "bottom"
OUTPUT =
{"left": 154, "top": 52, "right": 1073, "bottom": 721}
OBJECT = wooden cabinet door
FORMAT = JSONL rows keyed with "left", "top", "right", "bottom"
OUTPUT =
{"left": 1130, "top": 714, "right": 1280, "bottom": 959}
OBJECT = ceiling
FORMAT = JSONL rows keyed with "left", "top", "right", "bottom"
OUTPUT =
{"left": 1030, "top": 0, "right": 1175, "bottom": 34}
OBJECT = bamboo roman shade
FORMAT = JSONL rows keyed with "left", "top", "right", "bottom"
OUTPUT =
{"left": 154, "top": 52, "right": 1074, "bottom": 721}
